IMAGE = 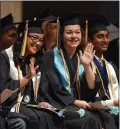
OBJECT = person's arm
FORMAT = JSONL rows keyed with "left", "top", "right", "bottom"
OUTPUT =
{"left": 0, "top": 51, "right": 38, "bottom": 92}
{"left": 83, "top": 64, "right": 95, "bottom": 89}
{"left": 73, "top": 100, "right": 91, "bottom": 109}
{"left": 79, "top": 43, "right": 96, "bottom": 89}
{"left": 101, "top": 100, "right": 119, "bottom": 108}
{"left": 0, "top": 52, "right": 20, "bottom": 92}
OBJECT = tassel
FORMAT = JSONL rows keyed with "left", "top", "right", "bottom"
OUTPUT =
{"left": 56, "top": 17, "right": 60, "bottom": 49}
{"left": 85, "top": 20, "right": 88, "bottom": 46}
{"left": 20, "top": 20, "right": 28, "bottom": 57}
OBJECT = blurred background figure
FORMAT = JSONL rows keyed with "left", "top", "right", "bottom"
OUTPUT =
{"left": 37, "top": 8, "right": 60, "bottom": 51}
{"left": 104, "top": 23, "right": 119, "bottom": 69}
{"left": 104, "top": 21, "right": 119, "bottom": 81}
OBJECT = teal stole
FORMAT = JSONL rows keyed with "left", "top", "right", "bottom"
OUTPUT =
{"left": 53, "top": 47, "right": 84, "bottom": 94}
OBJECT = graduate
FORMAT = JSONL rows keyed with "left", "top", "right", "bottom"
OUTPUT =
{"left": 40, "top": 8, "right": 60, "bottom": 51}
{"left": 0, "top": 14, "right": 27, "bottom": 129}
{"left": 39, "top": 13, "right": 106, "bottom": 129}
{"left": 42, "top": 15, "right": 57, "bottom": 51}
{"left": 0, "top": 19, "right": 62, "bottom": 129}
{"left": 0, "top": 13, "right": 17, "bottom": 51}
{"left": 87, "top": 15, "right": 119, "bottom": 129}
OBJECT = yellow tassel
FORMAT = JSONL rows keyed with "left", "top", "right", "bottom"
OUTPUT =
{"left": 85, "top": 20, "right": 88, "bottom": 46}
{"left": 56, "top": 17, "right": 60, "bottom": 49}
{"left": 20, "top": 20, "right": 28, "bottom": 57}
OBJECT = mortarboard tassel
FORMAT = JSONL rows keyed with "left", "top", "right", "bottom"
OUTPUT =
{"left": 20, "top": 20, "right": 28, "bottom": 57}
{"left": 56, "top": 17, "right": 60, "bottom": 49}
{"left": 85, "top": 20, "right": 88, "bottom": 46}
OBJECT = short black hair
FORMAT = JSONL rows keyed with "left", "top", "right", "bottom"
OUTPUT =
{"left": 88, "top": 23, "right": 108, "bottom": 40}
{"left": 2, "top": 25, "right": 17, "bottom": 34}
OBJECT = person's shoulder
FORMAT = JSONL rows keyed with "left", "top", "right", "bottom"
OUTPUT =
{"left": 0, "top": 49, "right": 7, "bottom": 58}
{"left": 105, "top": 59, "right": 117, "bottom": 68}
{"left": 41, "top": 49, "right": 54, "bottom": 60}
{"left": 0, "top": 49, "right": 10, "bottom": 67}
{"left": 44, "top": 49, "right": 54, "bottom": 56}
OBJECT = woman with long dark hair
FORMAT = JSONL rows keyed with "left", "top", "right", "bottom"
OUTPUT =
{"left": 0, "top": 20, "right": 62, "bottom": 129}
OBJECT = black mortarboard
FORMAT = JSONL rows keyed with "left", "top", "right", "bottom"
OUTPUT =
{"left": 59, "top": 12, "right": 88, "bottom": 28}
{"left": 37, "top": 8, "right": 59, "bottom": 20}
{"left": 86, "top": 14, "right": 119, "bottom": 41}
{"left": 88, "top": 15, "right": 110, "bottom": 28}
{"left": 0, "top": 13, "right": 16, "bottom": 36}
{"left": 87, "top": 15, "right": 110, "bottom": 39}
{"left": 15, "top": 19, "right": 43, "bottom": 34}
{"left": 44, "top": 15, "right": 56, "bottom": 23}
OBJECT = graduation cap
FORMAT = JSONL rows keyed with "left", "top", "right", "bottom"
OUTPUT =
{"left": 38, "top": 8, "right": 60, "bottom": 35}
{"left": 88, "top": 15, "right": 110, "bottom": 27}
{"left": 0, "top": 13, "right": 16, "bottom": 36}
{"left": 37, "top": 7, "right": 59, "bottom": 21}
{"left": 87, "top": 15, "right": 110, "bottom": 39}
{"left": 15, "top": 19, "right": 43, "bottom": 34}
{"left": 87, "top": 14, "right": 119, "bottom": 42}
{"left": 59, "top": 12, "right": 89, "bottom": 28}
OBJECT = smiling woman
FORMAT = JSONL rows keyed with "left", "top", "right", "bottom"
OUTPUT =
{"left": 39, "top": 13, "right": 103, "bottom": 129}
{"left": 63, "top": 25, "right": 81, "bottom": 57}
{"left": 0, "top": 19, "right": 62, "bottom": 129}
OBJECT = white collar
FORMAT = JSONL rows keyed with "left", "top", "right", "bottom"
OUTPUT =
{"left": 94, "top": 55, "right": 104, "bottom": 61}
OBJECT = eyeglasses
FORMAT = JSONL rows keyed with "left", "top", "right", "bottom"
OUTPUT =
{"left": 28, "top": 35, "right": 44, "bottom": 44}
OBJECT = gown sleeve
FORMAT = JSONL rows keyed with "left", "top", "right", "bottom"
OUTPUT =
{"left": 109, "top": 61, "right": 119, "bottom": 83}
{"left": 80, "top": 73, "right": 102, "bottom": 102}
{"left": 0, "top": 51, "right": 20, "bottom": 93}
{"left": 0, "top": 51, "right": 20, "bottom": 109}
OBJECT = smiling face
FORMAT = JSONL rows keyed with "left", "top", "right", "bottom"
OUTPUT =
{"left": 90, "top": 30, "right": 109, "bottom": 53}
{"left": 26, "top": 33, "right": 44, "bottom": 55}
{"left": 63, "top": 25, "right": 81, "bottom": 49}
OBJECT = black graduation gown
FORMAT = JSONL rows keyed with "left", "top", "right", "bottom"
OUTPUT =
{"left": 0, "top": 49, "right": 62, "bottom": 129}
{"left": 39, "top": 49, "right": 103, "bottom": 129}
{"left": 104, "top": 38, "right": 119, "bottom": 69}
{"left": 92, "top": 57, "right": 119, "bottom": 129}
{"left": 0, "top": 116, "right": 7, "bottom": 129}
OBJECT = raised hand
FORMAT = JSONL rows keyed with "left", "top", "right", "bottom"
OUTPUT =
{"left": 27, "top": 57, "right": 39, "bottom": 79}
{"left": 20, "top": 57, "right": 39, "bottom": 88}
{"left": 79, "top": 43, "right": 95, "bottom": 66}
